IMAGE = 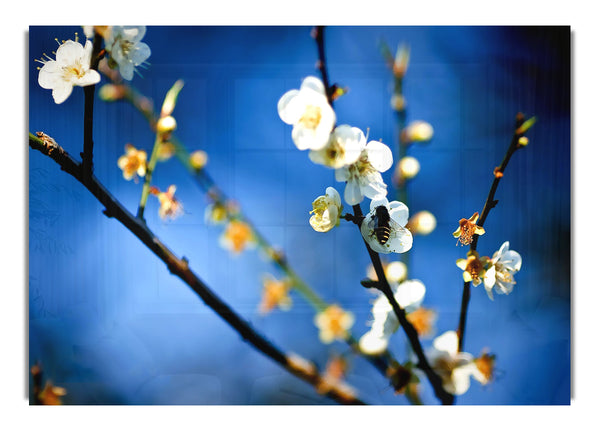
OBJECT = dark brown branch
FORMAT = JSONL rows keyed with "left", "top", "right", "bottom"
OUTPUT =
{"left": 81, "top": 35, "right": 104, "bottom": 182}
{"left": 29, "top": 132, "right": 366, "bottom": 406}
{"left": 314, "top": 25, "right": 453, "bottom": 405}
{"left": 456, "top": 113, "right": 528, "bottom": 352}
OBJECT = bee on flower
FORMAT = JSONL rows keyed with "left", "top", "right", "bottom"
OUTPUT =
{"left": 335, "top": 139, "right": 393, "bottom": 205}
{"left": 117, "top": 144, "right": 147, "bottom": 181}
{"left": 314, "top": 304, "right": 354, "bottom": 344}
{"left": 456, "top": 250, "right": 491, "bottom": 287}
{"left": 36, "top": 38, "right": 101, "bottom": 104}
{"left": 453, "top": 212, "right": 485, "bottom": 246}
{"left": 150, "top": 185, "right": 183, "bottom": 221}
{"left": 358, "top": 279, "right": 425, "bottom": 355}
{"left": 104, "top": 26, "right": 151, "bottom": 81}
{"left": 360, "top": 197, "right": 413, "bottom": 254}
{"left": 483, "top": 241, "right": 522, "bottom": 300}
{"left": 258, "top": 274, "right": 292, "bottom": 315}
{"left": 309, "top": 187, "right": 343, "bottom": 233}
{"left": 277, "top": 76, "right": 336, "bottom": 151}
{"left": 219, "top": 219, "right": 255, "bottom": 255}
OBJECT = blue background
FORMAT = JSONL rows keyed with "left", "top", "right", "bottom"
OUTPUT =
{"left": 28, "top": 26, "right": 570, "bottom": 405}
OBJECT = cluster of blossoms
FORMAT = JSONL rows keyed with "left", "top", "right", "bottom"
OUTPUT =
{"left": 37, "top": 26, "right": 151, "bottom": 105}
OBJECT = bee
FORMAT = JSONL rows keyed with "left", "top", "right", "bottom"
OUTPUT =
{"left": 373, "top": 205, "right": 392, "bottom": 245}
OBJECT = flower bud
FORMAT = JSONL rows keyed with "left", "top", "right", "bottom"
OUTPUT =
{"left": 402, "top": 120, "right": 434, "bottom": 143}
{"left": 98, "top": 84, "right": 125, "bottom": 102}
{"left": 397, "top": 156, "right": 420, "bottom": 180}
{"left": 408, "top": 210, "right": 437, "bottom": 235}
{"left": 156, "top": 115, "right": 177, "bottom": 135}
{"left": 190, "top": 150, "right": 208, "bottom": 170}
{"left": 390, "top": 94, "right": 406, "bottom": 111}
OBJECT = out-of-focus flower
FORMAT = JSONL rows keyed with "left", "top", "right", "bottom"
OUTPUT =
{"left": 37, "top": 39, "right": 101, "bottom": 104}
{"left": 472, "top": 350, "right": 496, "bottom": 385}
{"left": 278, "top": 76, "right": 336, "bottom": 151}
{"left": 156, "top": 141, "right": 176, "bottom": 161}
{"left": 359, "top": 279, "right": 425, "bottom": 355}
{"left": 452, "top": 212, "right": 485, "bottom": 246}
{"left": 483, "top": 241, "right": 522, "bottom": 300}
{"left": 407, "top": 306, "right": 437, "bottom": 338}
{"left": 393, "top": 43, "right": 410, "bottom": 78}
{"left": 390, "top": 93, "right": 406, "bottom": 112}
{"left": 407, "top": 210, "right": 437, "bottom": 235}
{"left": 335, "top": 140, "right": 393, "bottom": 205}
{"left": 258, "top": 274, "right": 292, "bottom": 315}
{"left": 204, "top": 202, "right": 228, "bottom": 225}
{"left": 189, "top": 150, "right": 208, "bottom": 171}
{"left": 316, "top": 355, "right": 357, "bottom": 400}
{"left": 38, "top": 382, "right": 67, "bottom": 405}
{"left": 314, "top": 304, "right": 354, "bottom": 344}
{"left": 156, "top": 115, "right": 177, "bottom": 135}
{"left": 219, "top": 219, "right": 255, "bottom": 255}
{"left": 286, "top": 352, "right": 317, "bottom": 377}
{"left": 309, "top": 187, "right": 343, "bottom": 233}
{"left": 360, "top": 197, "right": 413, "bottom": 254}
{"left": 427, "top": 330, "right": 478, "bottom": 395}
{"left": 308, "top": 125, "right": 365, "bottom": 169}
{"left": 456, "top": 251, "right": 490, "bottom": 287}
{"left": 82, "top": 26, "right": 110, "bottom": 40}
{"left": 386, "top": 361, "right": 413, "bottom": 394}
{"left": 151, "top": 185, "right": 183, "bottom": 220}
{"left": 104, "top": 26, "right": 151, "bottom": 80}
{"left": 366, "top": 260, "right": 407, "bottom": 284}
{"left": 402, "top": 120, "right": 434, "bottom": 143}
{"left": 394, "top": 156, "right": 420, "bottom": 184}
{"left": 117, "top": 144, "right": 147, "bottom": 181}
{"left": 98, "top": 83, "right": 126, "bottom": 101}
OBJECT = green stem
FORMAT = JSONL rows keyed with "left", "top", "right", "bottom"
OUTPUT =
{"left": 137, "top": 133, "right": 162, "bottom": 220}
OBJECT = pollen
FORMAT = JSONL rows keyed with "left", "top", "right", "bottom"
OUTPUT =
{"left": 299, "top": 105, "right": 322, "bottom": 130}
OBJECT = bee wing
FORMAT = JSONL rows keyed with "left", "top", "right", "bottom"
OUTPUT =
{"left": 385, "top": 220, "right": 413, "bottom": 253}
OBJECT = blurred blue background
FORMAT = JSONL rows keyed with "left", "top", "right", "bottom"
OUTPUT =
{"left": 28, "top": 26, "right": 570, "bottom": 405}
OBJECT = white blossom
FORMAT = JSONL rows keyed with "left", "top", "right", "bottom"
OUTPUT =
{"left": 484, "top": 241, "right": 522, "bottom": 300}
{"left": 105, "top": 26, "right": 151, "bottom": 80}
{"left": 309, "top": 187, "right": 343, "bottom": 233}
{"left": 308, "top": 125, "right": 365, "bottom": 168}
{"left": 278, "top": 76, "right": 336, "bottom": 151}
{"left": 360, "top": 197, "right": 413, "bottom": 254}
{"left": 37, "top": 40, "right": 101, "bottom": 104}
{"left": 335, "top": 140, "right": 393, "bottom": 205}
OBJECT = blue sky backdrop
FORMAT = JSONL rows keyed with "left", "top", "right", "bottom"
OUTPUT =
{"left": 28, "top": 26, "right": 570, "bottom": 405}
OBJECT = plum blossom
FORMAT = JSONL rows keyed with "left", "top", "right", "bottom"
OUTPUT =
{"left": 258, "top": 274, "right": 292, "bottom": 315}
{"left": 308, "top": 125, "right": 365, "bottom": 169}
{"left": 309, "top": 187, "right": 343, "bottom": 233}
{"left": 335, "top": 140, "right": 393, "bottom": 205}
{"left": 219, "top": 220, "right": 255, "bottom": 255}
{"left": 360, "top": 197, "right": 413, "bottom": 254}
{"left": 151, "top": 185, "right": 183, "bottom": 220}
{"left": 314, "top": 304, "right": 354, "bottom": 344}
{"left": 453, "top": 212, "right": 485, "bottom": 246}
{"left": 426, "top": 330, "right": 479, "bottom": 395}
{"left": 456, "top": 251, "right": 490, "bottom": 287}
{"left": 358, "top": 279, "right": 425, "bottom": 355}
{"left": 105, "top": 26, "right": 151, "bottom": 80}
{"left": 278, "top": 76, "right": 336, "bottom": 151}
{"left": 483, "top": 241, "right": 522, "bottom": 300}
{"left": 37, "top": 39, "right": 101, "bottom": 104}
{"left": 117, "top": 144, "right": 147, "bottom": 181}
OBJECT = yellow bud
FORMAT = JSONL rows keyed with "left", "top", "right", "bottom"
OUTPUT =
{"left": 398, "top": 156, "right": 420, "bottom": 180}
{"left": 156, "top": 115, "right": 177, "bottom": 134}
{"left": 518, "top": 136, "right": 529, "bottom": 147}
{"left": 409, "top": 211, "right": 437, "bottom": 235}
{"left": 161, "top": 79, "right": 185, "bottom": 117}
{"left": 98, "top": 84, "right": 125, "bottom": 102}
{"left": 385, "top": 261, "right": 407, "bottom": 283}
{"left": 403, "top": 121, "right": 434, "bottom": 143}
{"left": 390, "top": 94, "right": 406, "bottom": 111}
{"left": 190, "top": 150, "right": 208, "bottom": 170}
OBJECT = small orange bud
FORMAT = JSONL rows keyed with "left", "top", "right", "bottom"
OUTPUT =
{"left": 493, "top": 167, "right": 504, "bottom": 178}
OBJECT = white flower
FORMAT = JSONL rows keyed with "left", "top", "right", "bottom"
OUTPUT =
{"left": 309, "top": 187, "right": 343, "bottom": 233}
{"left": 359, "top": 279, "right": 425, "bottom": 355}
{"left": 37, "top": 40, "right": 101, "bottom": 104}
{"left": 483, "top": 241, "right": 522, "bottom": 300}
{"left": 426, "top": 330, "right": 478, "bottom": 395}
{"left": 335, "top": 140, "right": 393, "bottom": 205}
{"left": 308, "top": 125, "right": 365, "bottom": 168}
{"left": 277, "top": 76, "right": 336, "bottom": 151}
{"left": 105, "top": 26, "right": 151, "bottom": 80}
{"left": 360, "top": 197, "right": 413, "bottom": 254}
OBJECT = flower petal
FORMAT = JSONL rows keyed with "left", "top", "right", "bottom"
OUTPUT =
{"left": 365, "top": 141, "right": 393, "bottom": 172}
{"left": 300, "top": 76, "right": 326, "bottom": 95}
{"left": 277, "top": 89, "right": 301, "bottom": 124}
{"left": 389, "top": 201, "right": 409, "bottom": 226}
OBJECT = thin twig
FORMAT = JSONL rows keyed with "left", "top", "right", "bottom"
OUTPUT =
{"left": 29, "top": 131, "right": 367, "bottom": 406}
{"left": 456, "top": 113, "right": 529, "bottom": 352}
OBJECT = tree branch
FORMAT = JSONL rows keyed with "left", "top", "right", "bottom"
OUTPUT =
{"left": 29, "top": 131, "right": 367, "bottom": 406}
{"left": 456, "top": 113, "right": 531, "bottom": 352}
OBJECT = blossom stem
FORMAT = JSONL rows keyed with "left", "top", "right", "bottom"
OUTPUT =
{"left": 29, "top": 131, "right": 367, "bottom": 406}
{"left": 456, "top": 113, "right": 530, "bottom": 352}
{"left": 313, "top": 26, "right": 334, "bottom": 106}
{"left": 136, "top": 133, "right": 162, "bottom": 220}
{"left": 81, "top": 35, "right": 104, "bottom": 182}
{"left": 353, "top": 204, "right": 454, "bottom": 405}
